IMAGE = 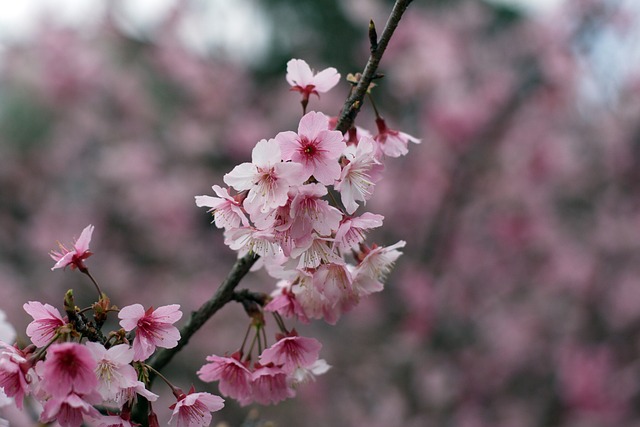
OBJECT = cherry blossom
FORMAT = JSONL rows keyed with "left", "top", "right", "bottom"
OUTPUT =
{"left": 259, "top": 332, "right": 322, "bottom": 374}
{"left": 373, "top": 117, "right": 421, "bottom": 158}
{"left": 276, "top": 111, "right": 346, "bottom": 185}
{"left": 168, "top": 389, "right": 224, "bottom": 427}
{"left": 118, "top": 304, "right": 182, "bottom": 361}
{"left": 0, "top": 341, "right": 32, "bottom": 409}
{"left": 335, "top": 136, "right": 384, "bottom": 214}
{"left": 40, "top": 392, "right": 101, "bottom": 427}
{"left": 289, "top": 359, "right": 331, "bottom": 387}
{"left": 195, "top": 185, "right": 249, "bottom": 230}
{"left": 333, "top": 212, "right": 384, "bottom": 252}
{"left": 39, "top": 342, "right": 98, "bottom": 396}
{"left": 197, "top": 353, "right": 253, "bottom": 406}
{"left": 286, "top": 58, "right": 340, "bottom": 102}
{"left": 85, "top": 342, "right": 138, "bottom": 403}
{"left": 224, "top": 138, "right": 306, "bottom": 214}
{"left": 23, "top": 301, "right": 66, "bottom": 347}
{"left": 50, "top": 224, "right": 94, "bottom": 271}
{"left": 250, "top": 364, "right": 294, "bottom": 405}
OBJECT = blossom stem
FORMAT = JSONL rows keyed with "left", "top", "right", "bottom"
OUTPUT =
{"left": 272, "top": 312, "right": 289, "bottom": 335}
{"left": 367, "top": 92, "right": 382, "bottom": 119}
{"left": 82, "top": 270, "right": 103, "bottom": 299}
{"left": 145, "top": 364, "right": 176, "bottom": 394}
{"left": 239, "top": 322, "right": 253, "bottom": 356}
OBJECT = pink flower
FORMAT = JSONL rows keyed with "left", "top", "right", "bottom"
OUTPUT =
{"left": 40, "top": 392, "right": 101, "bottom": 427}
{"left": 250, "top": 364, "right": 295, "bottom": 405}
{"left": 23, "top": 301, "right": 66, "bottom": 347}
{"left": 85, "top": 342, "right": 137, "bottom": 403}
{"left": 355, "top": 240, "right": 406, "bottom": 281}
{"left": 118, "top": 304, "right": 182, "bottom": 361}
{"left": 286, "top": 58, "right": 340, "bottom": 101}
{"left": 50, "top": 224, "right": 94, "bottom": 271}
{"left": 195, "top": 185, "right": 249, "bottom": 230}
{"left": 169, "top": 389, "right": 224, "bottom": 427}
{"left": 197, "top": 353, "right": 253, "bottom": 406}
{"left": 265, "top": 281, "right": 309, "bottom": 323}
{"left": 224, "top": 138, "right": 305, "bottom": 214}
{"left": 335, "top": 136, "right": 384, "bottom": 214}
{"left": 289, "top": 359, "right": 331, "bottom": 387}
{"left": 39, "top": 342, "right": 98, "bottom": 397}
{"left": 289, "top": 183, "right": 342, "bottom": 240}
{"left": 315, "top": 262, "right": 358, "bottom": 311}
{"left": 290, "top": 234, "right": 342, "bottom": 270}
{"left": 0, "top": 341, "right": 32, "bottom": 409}
{"left": 373, "top": 117, "right": 421, "bottom": 158}
{"left": 333, "top": 212, "right": 384, "bottom": 252}
{"left": 259, "top": 332, "right": 322, "bottom": 374}
{"left": 276, "top": 111, "right": 346, "bottom": 185}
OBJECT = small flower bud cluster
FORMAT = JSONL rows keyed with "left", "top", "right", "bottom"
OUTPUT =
{"left": 195, "top": 59, "right": 418, "bottom": 405}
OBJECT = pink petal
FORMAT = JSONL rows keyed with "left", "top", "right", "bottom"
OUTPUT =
{"left": 286, "top": 59, "right": 313, "bottom": 87}
{"left": 118, "top": 304, "right": 145, "bottom": 331}
{"left": 312, "top": 67, "right": 340, "bottom": 92}
{"left": 151, "top": 304, "right": 182, "bottom": 324}
{"left": 74, "top": 225, "right": 94, "bottom": 253}
{"left": 298, "top": 111, "right": 330, "bottom": 141}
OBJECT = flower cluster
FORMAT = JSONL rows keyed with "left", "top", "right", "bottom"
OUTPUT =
{"left": 194, "top": 58, "right": 418, "bottom": 405}
{"left": 0, "top": 262, "right": 221, "bottom": 426}
{"left": 0, "top": 57, "right": 418, "bottom": 425}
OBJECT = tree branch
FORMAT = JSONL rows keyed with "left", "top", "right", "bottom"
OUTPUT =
{"left": 335, "top": 0, "right": 414, "bottom": 134}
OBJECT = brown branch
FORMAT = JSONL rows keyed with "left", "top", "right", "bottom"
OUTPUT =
{"left": 335, "top": 0, "right": 414, "bottom": 134}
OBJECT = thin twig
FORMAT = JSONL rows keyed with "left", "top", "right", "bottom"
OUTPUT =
{"left": 334, "top": 0, "right": 414, "bottom": 134}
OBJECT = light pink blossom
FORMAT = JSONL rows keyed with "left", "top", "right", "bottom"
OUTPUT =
{"left": 224, "top": 138, "right": 305, "bottom": 213}
{"left": 169, "top": 389, "right": 224, "bottom": 427}
{"left": 289, "top": 234, "right": 342, "bottom": 270}
{"left": 289, "top": 359, "right": 331, "bottom": 387}
{"left": 0, "top": 341, "right": 32, "bottom": 409}
{"left": 40, "top": 392, "right": 101, "bottom": 427}
{"left": 264, "top": 280, "right": 309, "bottom": 323}
{"left": 286, "top": 58, "right": 340, "bottom": 100}
{"left": 334, "top": 212, "right": 384, "bottom": 252}
{"left": 259, "top": 332, "right": 322, "bottom": 374}
{"left": 276, "top": 111, "right": 346, "bottom": 185}
{"left": 335, "top": 136, "right": 384, "bottom": 214}
{"left": 373, "top": 117, "right": 421, "bottom": 158}
{"left": 197, "top": 353, "right": 253, "bottom": 406}
{"left": 85, "top": 342, "right": 137, "bottom": 403}
{"left": 195, "top": 185, "right": 249, "bottom": 230}
{"left": 50, "top": 224, "right": 94, "bottom": 271}
{"left": 355, "top": 240, "right": 406, "bottom": 281}
{"left": 40, "top": 342, "right": 98, "bottom": 397}
{"left": 250, "top": 364, "right": 294, "bottom": 405}
{"left": 289, "top": 183, "right": 342, "bottom": 240}
{"left": 23, "top": 301, "right": 66, "bottom": 347}
{"left": 118, "top": 304, "right": 182, "bottom": 361}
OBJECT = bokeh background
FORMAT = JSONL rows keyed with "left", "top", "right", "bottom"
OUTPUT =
{"left": 2, "top": 0, "right": 640, "bottom": 426}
